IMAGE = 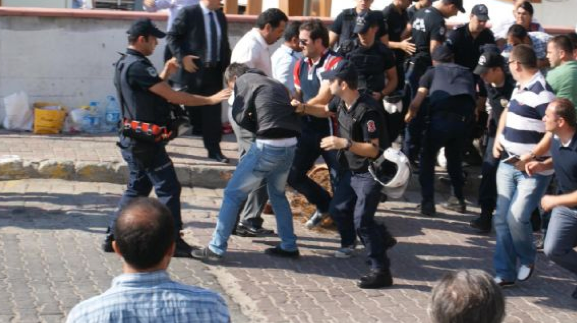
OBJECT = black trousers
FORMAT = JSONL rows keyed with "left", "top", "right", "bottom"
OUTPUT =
{"left": 185, "top": 65, "right": 224, "bottom": 155}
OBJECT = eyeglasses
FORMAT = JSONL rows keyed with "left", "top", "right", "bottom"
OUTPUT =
{"left": 299, "top": 39, "right": 309, "bottom": 46}
{"left": 507, "top": 60, "right": 517, "bottom": 65}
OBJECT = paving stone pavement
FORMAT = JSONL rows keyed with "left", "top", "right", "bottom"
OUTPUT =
{"left": 0, "top": 179, "right": 575, "bottom": 323}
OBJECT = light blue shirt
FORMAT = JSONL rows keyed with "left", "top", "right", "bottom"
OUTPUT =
{"left": 200, "top": 1, "right": 222, "bottom": 62}
{"left": 271, "top": 44, "right": 302, "bottom": 97}
{"left": 144, "top": 0, "right": 199, "bottom": 30}
{"left": 66, "top": 270, "right": 230, "bottom": 323}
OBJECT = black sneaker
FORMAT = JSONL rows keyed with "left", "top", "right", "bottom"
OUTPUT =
{"left": 443, "top": 196, "right": 466, "bottom": 213}
{"left": 358, "top": 269, "right": 393, "bottom": 289}
{"left": 470, "top": 214, "right": 492, "bottom": 233}
{"left": 264, "top": 245, "right": 300, "bottom": 259}
{"left": 173, "top": 237, "right": 196, "bottom": 258}
{"left": 102, "top": 234, "right": 114, "bottom": 253}
{"left": 191, "top": 247, "right": 222, "bottom": 262}
{"left": 418, "top": 201, "right": 436, "bottom": 216}
{"left": 234, "top": 223, "right": 274, "bottom": 237}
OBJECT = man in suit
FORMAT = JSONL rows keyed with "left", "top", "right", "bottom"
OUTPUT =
{"left": 167, "top": 0, "right": 232, "bottom": 163}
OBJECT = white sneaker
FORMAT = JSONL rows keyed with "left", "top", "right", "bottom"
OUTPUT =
{"left": 305, "top": 210, "right": 327, "bottom": 229}
{"left": 517, "top": 264, "right": 534, "bottom": 281}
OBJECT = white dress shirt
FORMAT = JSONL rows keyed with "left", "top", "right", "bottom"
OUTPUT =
{"left": 271, "top": 44, "right": 302, "bottom": 97}
{"left": 144, "top": 0, "right": 199, "bottom": 31}
{"left": 230, "top": 28, "right": 272, "bottom": 76}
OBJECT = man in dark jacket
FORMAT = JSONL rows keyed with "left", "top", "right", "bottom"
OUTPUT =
{"left": 192, "top": 63, "right": 302, "bottom": 261}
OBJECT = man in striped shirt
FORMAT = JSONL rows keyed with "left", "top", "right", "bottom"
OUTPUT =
{"left": 492, "top": 44, "right": 555, "bottom": 287}
{"left": 67, "top": 198, "right": 230, "bottom": 323}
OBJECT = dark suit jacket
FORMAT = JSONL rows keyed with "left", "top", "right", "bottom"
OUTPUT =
{"left": 167, "top": 4, "right": 231, "bottom": 91}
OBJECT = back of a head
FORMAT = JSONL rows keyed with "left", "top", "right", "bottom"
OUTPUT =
{"left": 430, "top": 270, "right": 505, "bottom": 323}
{"left": 256, "top": 8, "right": 288, "bottom": 30}
{"left": 511, "top": 44, "right": 538, "bottom": 69}
{"left": 224, "top": 63, "right": 251, "bottom": 83}
{"left": 507, "top": 24, "right": 528, "bottom": 41}
{"left": 284, "top": 21, "right": 302, "bottom": 42}
{"left": 115, "top": 198, "right": 175, "bottom": 270}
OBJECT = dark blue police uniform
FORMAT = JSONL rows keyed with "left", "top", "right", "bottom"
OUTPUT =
{"left": 418, "top": 62, "right": 476, "bottom": 212}
{"left": 329, "top": 94, "right": 393, "bottom": 273}
{"left": 111, "top": 49, "right": 182, "bottom": 237}
{"left": 331, "top": 8, "right": 387, "bottom": 51}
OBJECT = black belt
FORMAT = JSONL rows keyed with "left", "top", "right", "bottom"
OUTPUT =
{"left": 203, "top": 61, "right": 221, "bottom": 68}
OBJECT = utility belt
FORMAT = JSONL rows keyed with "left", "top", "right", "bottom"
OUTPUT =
{"left": 121, "top": 118, "right": 172, "bottom": 143}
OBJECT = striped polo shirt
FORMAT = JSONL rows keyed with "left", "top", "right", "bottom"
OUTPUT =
{"left": 500, "top": 71, "right": 555, "bottom": 172}
{"left": 293, "top": 49, "right": 342, "bottom": 103}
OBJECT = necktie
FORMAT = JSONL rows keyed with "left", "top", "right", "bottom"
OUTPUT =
{"left": 208, "top": 11, "right": 218, "bottom": 63}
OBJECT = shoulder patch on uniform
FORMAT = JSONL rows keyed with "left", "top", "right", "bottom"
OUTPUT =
{"left": 146, "top": 67, "right": 158, "bottom": 77}
{"left": 439, "top": 26, "right": 446, "bottom": 36}
{"left": 367, "top": 120, "right": 376, "bottom": 133}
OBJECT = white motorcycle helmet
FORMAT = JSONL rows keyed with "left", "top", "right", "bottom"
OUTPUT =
{"left": 369, "top": 148, "right": 411, "bottom": 199}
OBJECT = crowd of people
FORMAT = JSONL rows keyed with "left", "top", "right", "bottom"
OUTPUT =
{"left": 67, "top": 0, "right": 577, "bottom": 321}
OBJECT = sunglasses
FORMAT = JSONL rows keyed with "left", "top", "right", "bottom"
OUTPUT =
{"left": 299, "top": 39, "right": 309, "bottom": 46}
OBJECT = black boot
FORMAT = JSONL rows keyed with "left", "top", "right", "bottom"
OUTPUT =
{"left": 357, "top": 269, "right": 393, "bottom": 289}
{"left": 470, "top": 212, "right": 492, "bottom": 233}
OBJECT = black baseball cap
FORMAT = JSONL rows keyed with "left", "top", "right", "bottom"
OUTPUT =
{"left": 472, "top": 4, "right": 489, "bottom": 21}
{"left": 353, "top": 11, "right": 381, "bottom": 34}
{"left": 127, "top": 18, "right": 166, "bottom": 38}
{"left": 321, "top": 60, "right": 358, "bottom": 84}
{"left": 447, "top": 0, "right": 466, "bottom": 13}
{"left": 474, "top": 51, "right": 504, "bottom": 75}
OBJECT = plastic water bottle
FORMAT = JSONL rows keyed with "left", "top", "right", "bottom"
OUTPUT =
{"left": 104, "top": 96, "right": 121, "bottom": 132}
{"left": 82, "top": 101, "right": 101, "bottom": 133}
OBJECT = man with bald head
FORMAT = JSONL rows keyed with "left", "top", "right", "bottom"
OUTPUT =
{"left": 67, "top": 198, "right": 230, "bottom": 323}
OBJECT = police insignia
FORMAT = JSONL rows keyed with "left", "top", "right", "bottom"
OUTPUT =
{"left": 367, "top": 120, "right": 376, "bottom": 133}
{"left": 147, "top": 67, "right": 158, "bottom": 77}
{"left": 439, "top": 27, "right": 446, "bottom": 36}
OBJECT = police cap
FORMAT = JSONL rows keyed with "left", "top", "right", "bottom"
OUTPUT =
{"left": 471, "top": 4, "right": 489, "bottom": 21}
{"left": 321, "top": 60, "right": 358, "bottom": 84}
{"left": 474, "top": 51, "right": 504, "bottom": 75}
{"left": 446, "top": 0, "right": 466, "bottom": 13}
{"left": 353, "top": 11, "right": 380, "bottom": 34}
{"left": 127, "top": 18, "right": 166, "bottom": 39}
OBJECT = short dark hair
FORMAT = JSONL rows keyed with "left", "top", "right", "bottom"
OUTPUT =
{"left": 128, "top": 34, "right": 148, "bottom": 45}
{"left": 552, "top": 98, "right": 577, "bottom": 128}
{"left": 511, "top": 44, "right": 537, "bottom": 69}
{"left": 224, "top": 63, "right": 251, "bottom": 83}
{"left": 115, "top": 198, "right": 175, "bottom": 270}
{"left": 299, "top": 19, "right": 329, "bottom": 48}
{"left": 430, "top": 270, "right": 505, "bottom": 323}
{"left": 337, "top": 77, "right": 358, "bottom": 90}
{"left": 566, "top": 32, "right": 577, "bottom": 50}
{"left": 518, "top": 1, "right": 534, "bottom": 16}
{"left": 507, "top": 24, "right": 528, "bottom": 41}
{"left": 256, "top": 8, "right": 288, "bottom": 30}
{"left": 284, "top": 21, "right": 302, "bottom": 42}
{"left": 549, "top": 35, "right": 575, "bottom": 56}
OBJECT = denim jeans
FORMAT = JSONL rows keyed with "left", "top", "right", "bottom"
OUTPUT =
{"left": 209, "top": 141, "right": 298, "bottom": 255}
{"left": 543, "top": 206, "right": 577, "bottom": 276}
{"left": 493, "top": 161, "right": 551, "bottom": 281}
{"left": 329, "top": 170, "right": 390, "bottom": 271}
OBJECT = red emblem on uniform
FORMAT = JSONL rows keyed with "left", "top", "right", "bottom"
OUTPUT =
{"left": 367, "top": 120, "right": 376, "bottom": 133}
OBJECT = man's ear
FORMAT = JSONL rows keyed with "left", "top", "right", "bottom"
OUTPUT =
{"left": 112, "top": 241, "right": 123, "bottom": 256}
{"left": 166, "top": 241, "right": 176, "bottom": 257}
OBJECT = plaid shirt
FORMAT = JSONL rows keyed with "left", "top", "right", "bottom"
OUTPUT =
{"left": 66, "top": 271, "right": 230, "bottom": 323}
{"left": 502, "top": 31, "right": 551, "bottom": 60}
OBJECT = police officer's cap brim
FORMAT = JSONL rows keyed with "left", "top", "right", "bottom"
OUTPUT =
{"left": 475, "top": 14, "right": 489, "bottom": 21}
{"left": 473, "top": 65, "right": 489, "bottom": 75}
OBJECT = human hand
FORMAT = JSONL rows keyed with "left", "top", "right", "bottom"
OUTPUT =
{"left": 163, "top": 57, "right": 179, "bottom": 77}
{"left": 401, "top": 38, "right": 416, "bottom": 55}
{"left": 291, "top": 99, "right": 305, "bottom": 113}
{"left": 404, "top": 109, "right": 415, "bottom": 123}
{"left": 492, "top": 139, "right": 503, "bottom": 159}
{"left": 209, "top": 88, "right": 232, "bottom": 104}
{"left": 525, "top": 160, "right": 544, "bottom": 176}
{"left": 143, "top": 0, "right": 156, "bottom": 9}
{"left": 182, "top": 55, "right": 199, "bottom": 73}
{"left": 320, "top": 136, "right": 347, "bottom": 151}
{"left": 540, "top": 195, "right": 557, "bottom": 212}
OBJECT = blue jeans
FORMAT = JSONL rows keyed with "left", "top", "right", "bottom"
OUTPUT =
{"left": 209, "top": 141, "right": 298, "bottom": 255}
{"left": 329, "top": 170, "right": 390, "bottom": 271}
{"left": 493, "top": 161, "right": 551, "bottom": 281}
{"left": 543, "top": 206, "right": 577, "bottom": 276}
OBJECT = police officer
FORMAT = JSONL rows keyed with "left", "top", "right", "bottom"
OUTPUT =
{"left": 329, "top": 0, "right": 387, "bottom": 51}
{"left": 299, "top": 60, "right": 395, "bottom": 289}
{"left": 103, "top": 18, "right": 231, "bottom": 257}
{"left": 470, "top": 50, "right": 515, "bottom": 232}
{"left": 405, "top": 45, "right": 476, "bottom": 216}
{"left": 382, "top": 0, "right": 417, "bottom": 92}
{"left": 346, "top": 11, "right": 399, "bottom": 142}
{"left": 404, "top": 0, "right": 463, "bottom": 165}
